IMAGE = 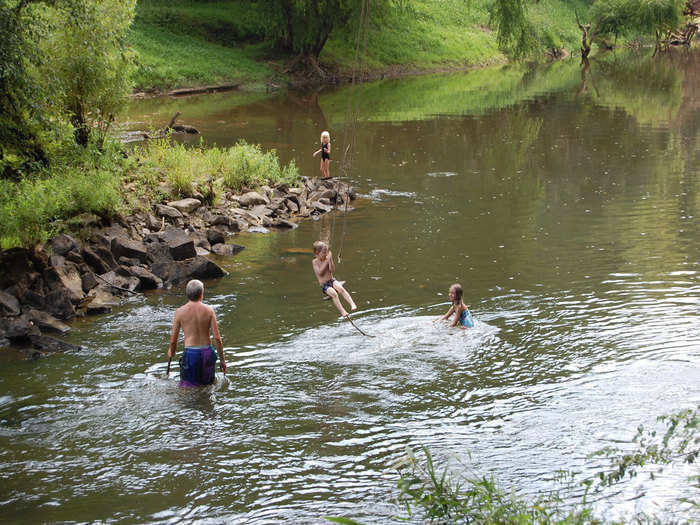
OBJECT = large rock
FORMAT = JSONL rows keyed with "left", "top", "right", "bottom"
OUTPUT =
{"left": 99, "top": 270, "right": 140, "bottom": 294}
{"left": 238, "top": 191, "right": 268, "bottom": 207}
{"left": 126, "top": 266, "right": 163, "bottom": 290}
{"left": 85, "top": 286, "right": 119, "bottom": 315}
{"left": 111, "top": 237, "right": 150, "bottom": 264}
{"left": 312, "top": 201, "right": 333, "bottom": 213}
{"left": 151, "top": 256, "right": 226, "bottom": 284}
{"left": 51, "top": 234, "right": 78, "bottom": 256}
{"left": 0, "top": 315, "right": 41, "bottom": 341}
{"left": 211, "top": 243, "right": 245, "bottom": 256}
{"left": 162, "top": 229, "right": 196, "bottom": 261}
{"left": 25, "top": 309, "right": 71, "bottom": 334}
{"left": 206, "top": 228, "right": 226, "bottom": 246}
{"left": 50, "top": 264, "right": 84, "bottom": 303}
{"left": 167, "top": 198, "right": 201, "bottom": 214}
{"left": 19, "top": 289, "right": 46, "bottom": 310}
{"left": 155, "top": 204, "right": 183, "bottom": 219}
{"left": 250, "top": 205, "right": 274, "bottom": 218}
{"left": 82, "top": 246, "right": 117, "bottom": 274}
{"left": 44, "top": 290, "right": 76, "bottom": 320}
{"left": 0, "top": 290, "right": 21, "bottom": 316}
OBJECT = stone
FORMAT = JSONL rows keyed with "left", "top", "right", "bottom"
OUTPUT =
{"left": 238, "top": 191, "right": 268, "bottom": 207}
{"left": 206, "top": 228, "right": 226, "bottom": 246}
{"left": 65, "top": 250, "right": 84, "bottom": 264}
{"left": 162, "top": 229, "right": 196, "bottom": 261}
{"left": 211, "top": 243, "right": 245, "bottom": 256}
{"left": 82, "top": 246, "right": 114, "bottom": 274}
{"left": 151, "top": 256, "right": 226, "bottom": 284}
{"left": 146, "top": 214, "right": 163, "bottom": 230}
{"left": 44, "top": 290, "right": 76, "bottom": 320}
{"left": 250, "top": 204, "right": 274, "bottom": 217}
{"left": 25, "top": 309, "right": 71, "bottom": 334}
{"left": 99, "top": 271, "right": 140, "bottom": 294}
{"left": 118, "top": 256, "right": 141, "bottom": 267}
{"left": 85, "top": 286, "right": 119, "bottom": 315}
{"left": 126, "top": 266, "right": 163, "bottom": 290}
{"left": 1, "top": 315, "right": 41, "bottom": 341}
{"left": 81, "top": 271, "right": 98, "bottom": 293}
{"left": 53, "top": 264, "right": 85, "bottom": 303}
{"left": 312, "top": 201, "right": 333, "bottom": 213}
{"left": 0, "top": 290, "right": 21, "bottom": 316}
{"left": 167, "top": 198, "right": 201, "bottom": 214}
{"left": 247, "top": 226, "right": 269, "bottom": 234}
{"left": 155, "top": 204, "right": 183, "bottom": 219}
{"left": 195, "top": 247, "right": 210, "bottom": 256}
{"left": 50, "top": 234, "right": 78, "bottom": 256}
{"left": 286, "top": 200, "right": 299, "bottom": 213}
{"left": 111, "top": 237, "right": 150, "bottom": 264}
{"left": 276, "top": 219, "right": 298, "bottom": 229}
{"left": 19, "top": 289, "right": 46, "bottom": 310}
{"left": 209, "top": 214, "right": 234, "bottom": 227}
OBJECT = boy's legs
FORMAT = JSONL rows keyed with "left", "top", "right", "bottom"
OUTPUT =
{"left": 332, "top": 280, "right": 357, "bottom": 311}
{"left": 325, "top": 287, "right": 348, "bottom": 317}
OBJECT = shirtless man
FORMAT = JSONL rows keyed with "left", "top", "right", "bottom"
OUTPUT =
{"left": 168, "top": 279, "right": 226, "bottom": 386}
{"left": 312, "top": 240, "right": 357, "bottom": 318}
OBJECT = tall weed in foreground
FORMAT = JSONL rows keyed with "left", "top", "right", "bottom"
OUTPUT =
{"left": 134, "top": 138, "right": 301, "bottom": 198}
{"left": 0, "top": 153, "right": 125, "bottom": 249}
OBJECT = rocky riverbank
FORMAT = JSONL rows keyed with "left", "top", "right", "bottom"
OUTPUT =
{"left": 0, "top": 177, "right": 355, "bottom": 358}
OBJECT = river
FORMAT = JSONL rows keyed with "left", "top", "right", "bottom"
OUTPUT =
{"left": 1, "top": 50, "right": 699, "bottom": 523}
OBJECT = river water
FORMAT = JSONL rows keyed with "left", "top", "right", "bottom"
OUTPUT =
{"left": 1, "top": 51, "right": 699, "bottom": 523}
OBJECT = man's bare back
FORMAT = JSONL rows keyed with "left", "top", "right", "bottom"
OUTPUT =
{"left": 174, "top": 301, "right": 216, "bottom": 347}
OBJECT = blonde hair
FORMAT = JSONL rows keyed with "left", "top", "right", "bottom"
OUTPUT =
{"left": 313, "top": 240, "right": 328, "bottom": 253}
{"left": 321, "top": 131, "right": 330, "bottom": 142}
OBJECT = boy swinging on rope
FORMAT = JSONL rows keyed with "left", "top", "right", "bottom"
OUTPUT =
{"left": 312, "top": 240, "right": 357, "bottom": 317}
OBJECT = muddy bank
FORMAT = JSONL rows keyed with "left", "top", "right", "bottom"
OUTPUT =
{"left": 0, "top": 177, "right": 355, "bottom": 358}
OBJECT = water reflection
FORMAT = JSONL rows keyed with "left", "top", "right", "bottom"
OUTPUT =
{"left": 1, "top": 50, "right": 699, "bottom": 522}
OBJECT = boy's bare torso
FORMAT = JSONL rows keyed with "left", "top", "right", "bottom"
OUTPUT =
{"left": 312, "top": 255, "right": 332, "bottom": 284}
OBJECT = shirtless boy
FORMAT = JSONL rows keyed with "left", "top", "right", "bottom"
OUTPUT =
{"left": 169, "top": 279, "right": 227, "bottom": 386}
{"left": 312, "top": 240, "right": 357, "bottom": 317}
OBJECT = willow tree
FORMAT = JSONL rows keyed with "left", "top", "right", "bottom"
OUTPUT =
{"left": 262, "top": 0, "right": 365, "bottom": 75}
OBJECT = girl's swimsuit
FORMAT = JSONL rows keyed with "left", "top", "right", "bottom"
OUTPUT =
{"left": 459, "top": 308, "right": 474, "bottom": 328}
{"left": 321, "top": 142, "right": 330, "bottom": 160}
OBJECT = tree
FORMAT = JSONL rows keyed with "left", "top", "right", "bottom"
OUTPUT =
{"left": 44, "top": 0, "right": 136, "bottom": 147}
{"left": 261, "top": 0, "right": 364, "bottom": 75}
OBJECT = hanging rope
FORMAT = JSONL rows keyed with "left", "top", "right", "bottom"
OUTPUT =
{"left": 345, "top": 314, "right": 375, "bottom": 337}
{"left": 329, "top": 0, "right": 371, "bottom": 265}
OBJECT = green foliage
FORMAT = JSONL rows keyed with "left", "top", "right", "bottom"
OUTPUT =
{"left": 490, "top": 0, "right": 539, "bottom": 60}
{"left": 42, "top": 0, "right": 136, "bottom": 146}
{"left": 132, "top": 139, "right": 301, "bottom": 199}
{"left": 0, "top": 142, "right": 127, "bottom": 249}
{"left": 591, "top": 0, "right": 686, "bottom": 39}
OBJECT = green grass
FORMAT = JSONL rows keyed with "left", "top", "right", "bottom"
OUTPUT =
{"left": 0, "top": 138, "right": 301, "bottom": 249}
{"left": 128, "top": 0, "right": 596, "bottom": 92}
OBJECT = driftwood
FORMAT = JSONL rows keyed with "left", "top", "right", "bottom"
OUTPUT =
{"left": 118, "top": 112, "right": 199, "bottom": 144}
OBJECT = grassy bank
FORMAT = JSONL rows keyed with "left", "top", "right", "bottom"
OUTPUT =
{"left": 128, "top": 0, "right": 592, "bottom": 92}
{"left": 0, "top": 140, "right": 301, "bottom": 250}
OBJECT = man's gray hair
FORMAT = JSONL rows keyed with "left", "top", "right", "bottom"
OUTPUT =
{"left": 186, "top": 279, "right": 204, "bottom": 301}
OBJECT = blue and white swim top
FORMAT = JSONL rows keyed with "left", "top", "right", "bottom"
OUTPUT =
{"left": 459, "top": 308, "right": 474, "bottom": 328}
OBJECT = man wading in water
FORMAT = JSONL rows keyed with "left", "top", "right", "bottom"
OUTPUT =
{"left": 168, "top": 279, "right": 227, "bottom": 386}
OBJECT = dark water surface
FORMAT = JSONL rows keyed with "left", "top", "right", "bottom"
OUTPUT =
{"left": 2, "top": 51, "right": 699, "bottom": 523}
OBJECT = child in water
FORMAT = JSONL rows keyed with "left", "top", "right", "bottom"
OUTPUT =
{"left": 312, "top": 240, "right": 357, "bottom": 317}
{"left": 437, "top": 283, "right": 474, "bottom": 328}
{"left": 312, "top": 130, "right": 331, "bottom": 179}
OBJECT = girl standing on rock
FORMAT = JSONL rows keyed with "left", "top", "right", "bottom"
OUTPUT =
{"left": 312, "top": 130, "right": 331, "bottom": 179}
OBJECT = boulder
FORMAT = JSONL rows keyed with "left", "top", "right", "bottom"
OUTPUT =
{"left": 286, "top": 200, "right": 299, "bottom": 213}
{"left": 1, "top": 315, "right": 41, "bottom": 341}
{"left": 25, "top": 309, "right": 71, "bottom": 334}
{"left": 155, "top": 204, "right": 183, "bottom": 220}
{"left": 0, "top": 290, "right": 21, "bottom": 316}
{"left": 167, "top": 198, "right": 201, "bottom": 214}
{"left": 19, "top": 289, "right": 46, "bottom": 310}
{"left": 250, "top": 205, "right": 274, "bottom": 218}
{"left": 151, "top": 256, "right": 226, "bottom": 284}
{"left": 146, "top": 214, "right": 163, "bottom": 230}
{"left": 238, "top": 191, "right": 268, "bottom": 207}
{"left": 99, "top": 271, "right": 140, "bottom": 294}
{"left": 81, "top": 271, "right": 98, "bottom": 293}
{"left": 211, "top": 243, "right": 245, "bottom": 256}
{"left": 85, "top": 286, "right": 119, "bottom": 315}
{"left": 206, "top": 228, "right": 226, "bottom": 246}
{"left": 82, "top": 246, "right": 112, "bottom": 274}
{"left": 50, "top": 234, "right": 78, "bottom": 256}
{"left": 312, "top": 201, "right": 333, "bottom": 213}
{"left": 162, "top": 229, "right": 196, "bottom": 261}
{"left": 276, "top": 219, "right": 298, "bottom": 229}
{"left": 111, "top": 237, "right": 150, "bottom": 264}
{"left": 126, "top": 266, "right": 163, "bottom": 290}
{"left": 44, "top": 290, "right": 76, "bottom": 321}
{"left": 53, "top": 264, "right": 85, "bottom": 303}
{"left": 118, "top": 256, "right": 142, "bottom": 267}
{"left": 209, "top": 214, "right": 234, "bottom": 227}
{"left": 65, "top": 250, "right": 84, "bottom": 265}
